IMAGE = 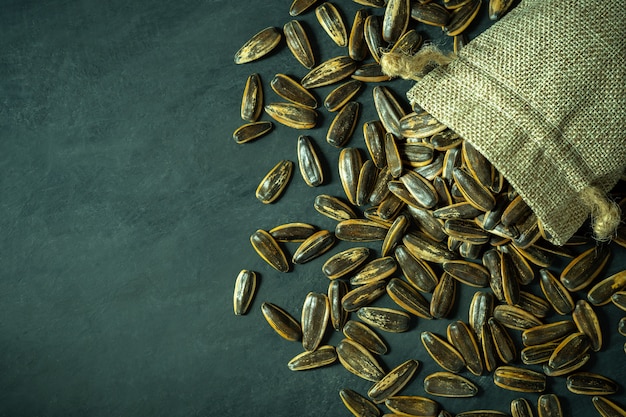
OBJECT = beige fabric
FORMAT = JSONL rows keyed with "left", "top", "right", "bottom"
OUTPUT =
{"left": 407, "top": 0, "right": 626, "bottom": 244}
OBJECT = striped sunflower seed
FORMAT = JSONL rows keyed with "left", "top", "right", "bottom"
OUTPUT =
{"left": 351, "top": 256, "right": 398, "bottom": 285}
{"left": 297, "top": 135, "right": 324, "bottom": 187}
{"left": 566, "top": 372, "right": 618, "bottom": 396}
{"left": 548, "top": 332, "right": 590, "bottom": 371}
{"left": 493, "top": 304, "right": 542, "bottom": 330}
{"left": 256, "top": 160, "right": 294, "bottom": 204}
{"left": 316, "top": 2, "right": 348, "bottom": 47}
{"left": 260, "top": 302, "right": 301, "bottom": 341}
{"left": 410, "top": 2, "right": 450, "bottom": 26}
{"left": 382, "top": 0, "right": 410, "bottom": 43}
{"left": 520, "top": 342, "right": 559, "bottom": 365}
{"left": 591, "top": 396, "right": 626, "bottom": 417}
{"left": 322, "top": 246, "right": 370, "bottom": 280}
{"left": 289, "top": 0, "right": 318, "bottom": 16}
{"left": 539, "top": 268, "right": 575, "bottom": 315}
{"left": 271, "top": 73, "right": 317, "bottom": 109}
{"left": 301, "top": 55, "right": 357, "bottom": 89}
{"left": 339, "top": 388, "right": 381, "bottom": 417}
{"left": 613, "top": 291, "right": 626, "bottom": 311}
{"left": 431, "top": 272, "right": 457, "bottom": 319}
{"left": 269, "top": 222, "right": 317, "bottom": 242}
{"left": 343, "top": 319, "right": 388, "bottom": 355}
{"left": 424, "top": 371, "right": 478, "bottom": 397}
{"left": 301, "top": 292, "right": 330, "bottom": 352}
{"left": 364, "top": 15, "right": 384, "bottom": 63}
{"left": 328, "top": 280, "right": 349, "bottom": 331}
{"left": 443, "top": 260, "right": 489, "bottom": 288}
{"left": 234, "top": 26, "right": 282, "bottom": 64}
{"left": 560, "top": 244, "right": 611, "bottom": 292}
{"left": 384, "top": 396, "right": 440, "bottom": 417}
{"left": 443, "top": 0, "right": 482, "bottom": 36}
{"left": 233, "top": 269, "right": 257, "bottom": 315}
{"left": 336, "top": 219, "right": 389, "bottom": 242}
{"left": 521, "top": 320, "right": 576, "bottom": 347}
{"left": 537, "top": 394, "right": 562, "bottom": 417}
{"left": 348, "top": 9, "right": 369, "bottom": 61}
{"left": 264, "top": 102, "right": 318, "bottom": 129}
{"left": 232, "top": 121, "right": 273, "bottom": 144}
{"left": 314, "top": 194, "right": 358, "bottom": 221}
{"left": 572, "top": 299, "right": 602, "bottom": 352}
{"left": 363, "top": 120, "right": 387, "bottom": 169}
{"left": 336, "top": 338, "right": 386, "bottom": 382}
{"left": 324, "top": 80, "right": 363, "bottom": 112}
{"left": 250, "top": 229, "right": 289, "bottom": 272}
{"left": 488, "top": 317, "right": 517, "bottom": 363}
{"left": 368, "top": 359, "right": 419, "bottom": 403}
{"left": 387, "top": 277, "right": 432, "bottom": 319}
{"left": 327, "top": 101, "right": 360, "bottom": 147}
{"left": 292, "top": 229, "right": 335, "bottom": 264}
{"left": 587, "top": 269, "right": 626, "bottom": 306}
{"left": 342, "top": 280, "right": 387, "bottom": 312}
{"left": 288, "top": 345, "right": 337, "bottom": 371}
{"left": 339, "top": 147, "right": 363, "bottom": 205}
{"left": 352, "top": 63, "right": 392, "bottom": 82}
{"left": 493, "top": 366, "right": 546, "bottom": 393}
{"left": 357, "top": 306, "right": 411, "bottom": 332}
{"left": 447, "top": 320, "right": 483, "bottom": 376}
{"left": 510, "top": 398, "right": 534, "bottom": 417}
{"left": 421, "top": 331, "right": 465, "bottom": 373}
{"left": 241, "top": 73, "right": 263, "bottom": 122}
{"left": 394, "top": 244, "right": 439, "bottom": 292}
{"left": 283, "top": 20, "right": 315, "bottom": 69}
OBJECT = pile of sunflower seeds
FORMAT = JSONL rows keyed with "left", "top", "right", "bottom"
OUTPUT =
{"left": 230, "top": 0, "right": 626, "bottom": 416}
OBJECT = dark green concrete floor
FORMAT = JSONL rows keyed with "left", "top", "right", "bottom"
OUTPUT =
{"left": 1, "top": 0, "right": 624, "bottom": 416}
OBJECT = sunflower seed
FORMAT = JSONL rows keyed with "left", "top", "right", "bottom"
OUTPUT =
{"left": 398, "top": 142, "right": 435, "bottom": 168}
{"left": 288, "top": 345, "right": 337, "bottom": 370}
{"left": 404, "top": 231, "right": 458, "bottom": 263}
{"left": 337, "top": 338, "right": 386, "bottom": 382}
{"left": 261, "top": 302, "right": 301, "bottom": 341}
{"left": 521, "top": 320, "right": 576, "bottom": 347}
{"left": 447, "top": 320, "right": 483, "bottom": 376}
{"left": 351, "top": 256, "right": 398, "bottom": 285}
{"left": 469, "top": 291, "right": 494, "bottom": 340}
{"left": 325, "top": 80, "right": 363, "bottom": 112}
{"left": 572, "top": 299, "right": 602, "bottom": 352}
{"left": 516, "top": 291, "right": 550, "bottom": 319}
{"left": 410, "top": 2, "right": 450, "bottom": 26}
{"left": 566, "top": 372, "right": 618, "bottom": 396}
{"left": 363, "top": 120, "right": 387, "bottom": 169}
{"left": 433, "top": 202, "right": 482, "bottom": 220}
{"left": 385, "top": 396, "right": 440, "bottom": 417}
{"left": 339, "top": 147, "right": 363, "bottom": 204}
{"left": 301, "top": 292, "right": 330, "bottom": 352}
{"left": 401, "top": 171, "right": 440, "bottom": 208}
{"left": 560, "top": 244, "right": 611, "bottom": 292}
{"left": 368, "top": 359, "right": 419, "bottom": 403}
{"left": 431, "top": 272, "right": 457, "bottom": 319}
{"left": 373, "top": 86, "right": 405, "bottom": 137}
{"left": 339, "top": 388, "right": 381, "bottom": 417}
{"left": 406, "top": 206, "right": 447, "bottom": 242}
{"left": 271, "top": 74, "right": 317, "bottom": 109}
{"left": 264, "top": 102, "right": 318, "bottom": 129}
{"left": 389, "top": 29, "right": 423, "bottom": 55}
{"left": 481, "top": 324, "right": 498, "bottom": 372}
{"left": 233, "top": 270, "right": 257, "bottom": 315}
{"left": 537, "top": 394, "right": 562, "bottom": 417}
{"left": 591, "top": 396, "right": 626, "bottom": 417}
{"left": 393, "top": 245, "right": 438, "bottom": 293}
{"left": 588, "top": 269, "right": 626, "bottom": 306}
{"left": 387, "top": 277, "right": 432, "bottom": 318}
{"left": 316, "top": 2, "right": 348, "bottom": 47}
{"left": 521, "top": 343, "right": 559, "bottom": 365}
{"left": 443, "top": 260, "right": 489, "bottom": 288}
{"left": 357, "top": 306, "right": 411, "bottom": 332}
{"left": 499, "top": 250, "right": 521, "bottom": 306}
{"left": 494, "top": 304, "right": 542, "bottom": 330}
{"left": 502, "top": 244, "right": 535, "bottom": 285}
{"left": 269, "top": 223, "right": 317, "bottom": 243}
{"left": 431, "top": 129, "right": 462, "bottom": 151}
{"left": 510, "top": 398, "right": 534, "bottom": 417}
{"left": 314, "top": 194, "right": 358, "bottom": 221}
{"left": 301, "top": 56, "right": 357, "bottom": 89}
{"left": 255, "top": 160, "right": 294, "bottom": 204}
{"left": 292, "top": 229, "right": 335, "bottom": 264}
{"left": 329, "top": 280, "right": 349, "bottom": 331}
{"left": 618, "top": 316, "right": 626, "bottom": 336}
{"left": 343, "top": 320, "right": 388, "bottom": 355}
{"left": 250, "top": 229, "right": 289, "bottom": 272}
{"left": 539, "top": 268, "right": 575, "bottom": 315}
{"left": 364, "top": 15, "right": 384, "bottom": 63}
{"left": 548, "top": 332, "right": 590, "bottom": 370}
{"left": 328, "top": 101, "right": 360, "bottom": 148}
{"left": 323, "top": 247, "right": 370, "bottom": 280}
{"left": 453, "top": 167, "right": 496, "bottom": 211}
{"left": 342, "top": 280, "right": 387, "bottom": 312}
{"left": 493, "top": 366, "right": 546, "bottom": 393}
{"left": 283, "top": 20, "right": 315, "bottom": 69}
{"left": 542, "top": 354, "right": 590, "bottom": 377}
{"left": 295, "top": 136, "right": 324, "bottom": 187}
{"left": 424, "top": 372, "right": 478, "bottom": 397}
{"left": 353, "top": 62, "right": 392, "bottom": 82}
{"left": 488, "top": 317, "right": 517, "bottom": 363}
{"left": 613, "top": 291, "right": 626, "bottom": 311}
{"left": 383, "top": 0, "right": 410, "bottom": 42}
{"left": 421, "top": 331, "right": 465, "bottom": 373}
{"left": 233, "top": 121, "right": 273, "bottom": 144}
{"left": 336, "top": 219, "right": 389, "bottom": 241}
{"left": 488, "top": 0, "right": 516, "bottom": 20}
{"left": 400, "top": 111, "right": 447, "bottom": 139}
{"left": 444, "top": 0, "right": 482, "bottom": 36}
{"left": 289, "top": 0, "right": 318, "bottom": 16}
{"left": 241, "top": 73, "right": 263, "bottom": 122}
{"left": 234, "top": 27, "right": 282, "bottom": 64}
{"left": 483, "top": 249, "right": 506, "bottom": 302}
{"left": 349, "top": 9, "right": 369, "bottom": 61}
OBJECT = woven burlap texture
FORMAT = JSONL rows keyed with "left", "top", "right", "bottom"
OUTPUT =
{"left": 407, "top": 0, "right": 626, "bottom": 245}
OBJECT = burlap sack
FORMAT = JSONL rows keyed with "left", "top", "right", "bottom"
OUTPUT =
{"left": 402, "top": 0, "right": 626, "bottom": 245}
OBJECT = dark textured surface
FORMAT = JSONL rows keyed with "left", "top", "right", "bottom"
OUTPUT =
{"left": 1, "top": 0, "right": 625, "bottom": 416}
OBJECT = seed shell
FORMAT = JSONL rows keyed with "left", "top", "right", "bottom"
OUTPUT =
{"left": 619, "top": 316, "right": 626, "bottom": 336}
{"left": 516, "top": 291, "right": 550, "bottom": 319}
{"left": 444, "top": 0, "right": 482, "bottom": 36}
{"left": 264, "top": 102, "right": 317, "bottom": 129}
{"left": 364, "top": 120, "right": 387, "bottom": 169}
{"left": 256, "top": 160, "right": 294, "bottom": 204}
{"left": 548, "top": 332, "right": 590, "bottom": 370}
{"left": 234, "top": 26, "right": 282, "bottom": 64}
{"left": 368, "top": 359, "right": 419, "bottom": 403}
{"left": 271, "top": 74, "right": 317, "bottom": 109}
{"left": 481, "top": 324, "right": 498, "bottom": 372}
{"left": 588, "top": 269, "right": 626, "bottom": 306}
{"left": 336, "top": 338, "right": 386, "bottom": 382}
{"left": 453, "top": 167, "right": 496, "bottom": 212}
{"left": 493, "top": 304, "right": 542, "bottom": 330}
{"left": 469, "top": 291, "right": 494, "bottom": 340}
{"left": 301, "top": 56, "right": 357, "bottom": 89}
{"left": 314, "top": 194, "right": 358, "bottom": 221}
{"left": 283, "top": 20, "right": 315, "bottom": 69}
{"left": 382, "top": 0, "right": 410, "bottom": 43}
{"left": 403, "top": 232, "right": 458, "bottom": 263}
{"left": 521, "top": 320, "right": 576, "bottom": 347}
{"left": 233, "top": 121, "right": 273, "bottom": 144}
{"left": 343, "top": 320, "right": 388, "bottom": 355}
{"left": 364, "top": 15, "right": 384, "bottom": 63}
{"left": 560, "top": 245, "right": 611, "bottom": 292}
{"left": 424, "top": 371, "right": 478, "bottom": 397}
{"left": 483, "top": 250, "right": 505, "bottom": 302}
{"left": 613, "top": 291, "right": 626, "bottom": 311}
{"left": 537, "top": 394, "right": 562, "bottom": 417}
{"left": 250, "top": 229, "right": 290, "bottom": 273}
{"left": 288, "top": 345, "right": 337, "bottom": 370}
{"left": 327, "top": 101, "right": 360, "bottom": 147}
{"left": 292, "top": 229, "right": 335, "bottom": 264}
{"left": 296, "top": 135, "right": 324, "bottom": 187}
{"left": 421, "top": 331, "right": 465, "bottom": 373}
{"left": 336, "top": 219, "right": 389, "bottom": 242}
{"left": 511, "top": 398, "right": 535, "bottom": 417}
{"left": 373, "top": 86, "right": 405, "bottom": 137}
{"left": 385, "top": 396, "right": 440, "bottom": 417}
{"left": 434, "top": 202, "right": 483, "bottom": 220}
{"left": 591, "top": 396, "right": 626, "bottom": 417}
{"left": 430, "top": 272, "right": 457, "bottom": 319}
{"left": 381, "top": 214, "right": 410, "bottom": 256}
{"left": 387, "top": 277, "right": 432, "bottom": 319}
{"left": 329, "top": 280, "right": 349, "bottom": 331}
{"left": 324, "top": 80, "right": 363, "bottom": 112}
{"left": 394, "top": 244, "right": 439, "bottom": 293}
{"left": 233, "top": 269, "right": 257, "bottom": 315}
{"left": 349, "top": 9, "right": 369, "bottom": 61}
{"left": 315, "top": 2, "right": 348, "bottom": 47}
{"left": 488, "top": 317, "right": 517, "bottom": 363}
{"left": 447, "top": 320, "right": 483, "bottom": 376}
{"left": 389, "top": 29, "right": 423, "bottom": 55}
{"left": 411, "top": 2, "right": 450, "bottom": 26}
{"left": 406, "top": 205, "right": 447, "bottom": 242}
{"left": 542, "top": 353, "right": 590, "bottom": 377}
{"left": 342, "top": 280, "right": 387, "bottom": 312}
{"left": 520, "top": 343, "right": 559, "bottom": 365}
{"left": 269, "top": 222, "right": 317, "bottom": 243}
{"left": 339, "top": 388, "right": 381, "bottom": 417}
{"left": 400, "top": 111, "right": 447, "bottom": 139}
{"left": 323, "top": 246, "right": 370, "bottom": 280}
{"left": 351, "top": 256, "right": 398, "bottom": 285}
{"left": 566, "top": 372, "right": 618, "bottom": 396}
{"left": 261, "top": 302, "right": 301, "bottom": 341}
{"left": 539, "top": 268, "right": 575, "bottom": 315}
{"left": 385, "top": 133, "right": 403, "bottom": 178}
{"left": 401, "top": 170, "right": 440, "bottom": 208}
{"left": 357, "top": 306, "right": 411, "bottom": 332}
{"left": 572, "top": 299, "right": 602, "bottom": 352}
{"left": 241, "top": 73, "right": 263, "bottom": 122}
{"left": 289, "top": 0, "right": 318, "bottom": 16}
{"left": 443, "top": 260, "right": 490, "bottom": 288}
{"left": 339, "top": 147, "right": 363, "bottom": 204}
{"left": 493, "top": 366, "right": 546, "bottom": 393}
